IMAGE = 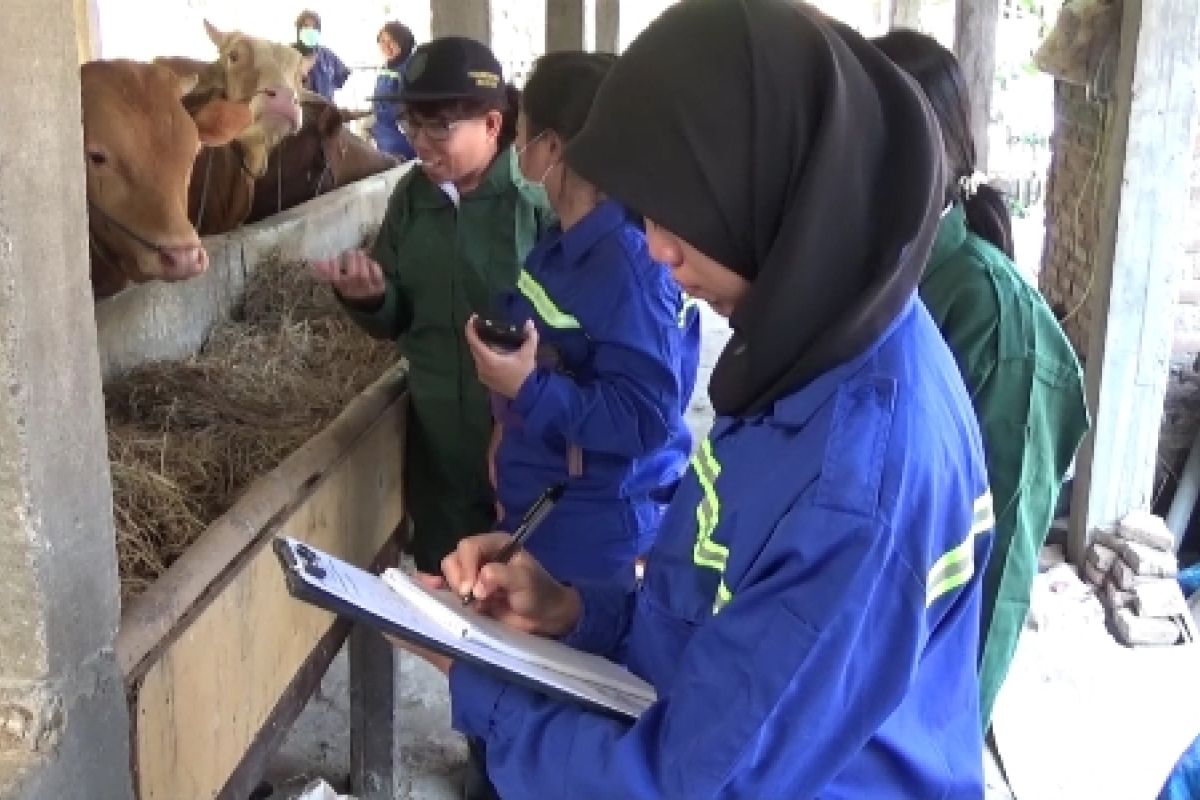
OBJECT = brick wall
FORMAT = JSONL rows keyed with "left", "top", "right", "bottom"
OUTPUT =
{"left": 1041, "top": 81, "right": 1200, "bottom": 499}
{"left": 1039, "top": 81, "right": 1106, "bottom": 355}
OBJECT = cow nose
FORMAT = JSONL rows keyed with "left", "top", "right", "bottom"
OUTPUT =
{"left": 158, "top": 244, "right": 208, "bottom": 279}
{"left": 260, "top": 85, "right": 301, "bottom": 131}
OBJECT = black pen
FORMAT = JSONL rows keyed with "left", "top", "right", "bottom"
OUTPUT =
{"left": 462, "top": 482, "right": 565, "bottom": 605}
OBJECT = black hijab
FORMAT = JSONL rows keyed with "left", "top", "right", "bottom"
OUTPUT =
{"left": 566, "top": 0, "right": 946, "bottom": 418}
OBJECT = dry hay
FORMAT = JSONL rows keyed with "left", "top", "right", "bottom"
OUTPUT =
{"left": 106, "top": 253, "right": 397, "bottom": 603}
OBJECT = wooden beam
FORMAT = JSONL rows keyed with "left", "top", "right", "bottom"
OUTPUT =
{"left": 954, "top": 0, "right": 1000, "bottom": 169}
{"left": 891, "top": 0, "right": 923, "bottom": 29}
{"left": 130, "top": 391, "right": 408, "bottom": 800}
{"left": 1068, "top": 0, "right": 1200, "bottom": 563}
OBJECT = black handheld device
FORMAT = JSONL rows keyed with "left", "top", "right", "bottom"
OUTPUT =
{"left": 473, "top": 317, "right": 527, "bottom": 351}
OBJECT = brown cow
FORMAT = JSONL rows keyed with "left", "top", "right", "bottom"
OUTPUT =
{"left": 246, "top": 100, "right": 400, "bottom": 224}
{"left": 83, "top": 60, "right": 252, "bottom": 298}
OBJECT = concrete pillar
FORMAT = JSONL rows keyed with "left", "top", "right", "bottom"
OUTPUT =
{"left": 890, "top": 0, "right": 923, "bottom": 29}
{"left": 431, "top": 0, "right": 491, "bottom": 43}
{"left": 546, "top": 0, "right": 586, "bottom": 52}
{"left": 595, "top": 0, "right": 619, "bottom": 53}
{"left": 0, "top": 0, "right": 133, "bottom": 797}
{"left": 1068, "top": 0, "right": 1200, "bottom": 562}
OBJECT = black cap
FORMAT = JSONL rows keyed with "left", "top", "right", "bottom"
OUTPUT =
{"left": 401, "top": 37, "right": 507, "bottom": 107}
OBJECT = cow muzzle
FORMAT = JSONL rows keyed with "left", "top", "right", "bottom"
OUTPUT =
{"left": 255, "top": 86, "right": 302, "bottom": 135}
{"left": 156, "top": 243, "right": 209, "bottom": 281}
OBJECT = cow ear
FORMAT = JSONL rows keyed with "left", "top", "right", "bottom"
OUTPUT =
{"left": 193, "top": 99, "right": 253, "bottom": 147}
{"left": 316, "top": 105, "right": 344, "bottom": 139}
{"left": 203, "top": 19, "right": 226, "bottom": 49}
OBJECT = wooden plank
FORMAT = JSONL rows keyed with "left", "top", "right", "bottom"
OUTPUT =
{"left": 117, "top": 367, "right": 406, "bottom": 680}
{"left": 218, "top": 617, "right": 350, "bottom": 800}
{"left": 217, "top": 538, "right": 400, "bottom": 800}
{"left": 954, "top": 0, "right": 1000, "bottom": 170}
{"left": 1068, "top": 0, "right": 1200, "bottom": 562}
{"left": 132, "top": 395, "right": 407, "bottom": 800}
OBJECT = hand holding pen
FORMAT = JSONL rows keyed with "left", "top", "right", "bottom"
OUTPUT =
{"left": 462, "top": 482, "right": 565, "bottom": 605}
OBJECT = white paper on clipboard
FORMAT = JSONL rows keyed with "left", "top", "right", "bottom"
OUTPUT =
{"left": 275, "top": 536, "right": 655, "bottom": 720}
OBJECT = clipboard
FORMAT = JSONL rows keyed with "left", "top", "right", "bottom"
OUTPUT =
{"left": 273, "top": 536, "right": 655, "bottom": 720}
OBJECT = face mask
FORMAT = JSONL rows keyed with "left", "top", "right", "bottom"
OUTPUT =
{"left": 298, "top": 27, "right": 320, "bottom": 48}
{"left": 517, "top": 131, "right": 559, "bottom": 186}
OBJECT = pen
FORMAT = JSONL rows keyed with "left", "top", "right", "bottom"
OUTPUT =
{"left": 462, "top": 482, "right": 565, "bottom": 605}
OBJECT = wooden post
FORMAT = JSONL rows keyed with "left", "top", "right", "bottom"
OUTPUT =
{"left": 953, "top": 0, "right": 1000, "bottom": 170}
{"left": 891, "top": 0, "right": 923, "bottom": 29}
{"left": 1067, "top": 0, "right": 1200, "bottom": 563}
{"left": 349, "top": 626, "right": 399, "bottom": 800}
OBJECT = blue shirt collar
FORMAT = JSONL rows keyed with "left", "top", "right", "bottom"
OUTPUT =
{"left": 709, "top": 296, "right": 918, "bottom": 439}
{"left": 537, "top": 199, "right": 631, "bottom": 268}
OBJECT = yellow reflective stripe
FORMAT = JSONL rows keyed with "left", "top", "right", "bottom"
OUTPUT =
{"left": 713, "top": 581, "right": 732, "bottom": 614}
{"left": 379, "top": 69, "right": 402, "bottom": 79}
{"left": 517, "top": 270, "right": 580, "bottom": 329}
{"left": 692, "top": 439, "right": 728, "bottom": 572}
{"left": 678, "top": 293, "right": 700, "bottom": 328}
{"left": 926, "top": 492, "right": 995, "bottom": 607}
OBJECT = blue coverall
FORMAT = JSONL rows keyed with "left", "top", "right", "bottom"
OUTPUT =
{"left": 452, "top": 297, "right": 994, "bottom": 798}
{"left": 303, "top": 46, "right": 350, "bottom": 103}
{"left": 493, "top": 199, "right": 699, "bottom": 584}
{"left": 371, "top": 58, "right": 415, "bottom": 160}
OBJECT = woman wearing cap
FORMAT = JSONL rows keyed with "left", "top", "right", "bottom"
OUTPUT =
{"left": 404, "top": 2, "right": 995, "bottom": 797}
{"left": 310, "top": 38, "right": 550, "bottom": 581}
{"left": 294, "top": 10, "right": 350, "bottom": 103}
{"left": 463, "top": 51, "right": 701, "bottom": 588}
{"left": 371, "top": 21, "right": 417, "bottom": 160}
{"left": 874, "top": 29, "right": 1089, "bottom": 731}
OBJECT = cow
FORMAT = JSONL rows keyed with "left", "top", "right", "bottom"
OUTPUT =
{"left": 157, "top": 22, "right": 306, "bottom": 235}
{"left": 246, "top": 99, "right": 401, "bottom": 224}
{"left": 83, "top": 60, "right": 252, "bottom": 298}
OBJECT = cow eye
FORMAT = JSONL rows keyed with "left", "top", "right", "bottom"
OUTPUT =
{"left": 86, "top": 149, "right": 108, "bottom": 166}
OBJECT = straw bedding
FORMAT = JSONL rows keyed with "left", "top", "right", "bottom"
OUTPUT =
{"left": 105, "top": 254, "right": 397, "bottom": 603}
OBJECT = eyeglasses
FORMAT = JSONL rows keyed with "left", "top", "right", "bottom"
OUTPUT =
{"left": 398, "top": 114, "right": 469, "bottom": 142}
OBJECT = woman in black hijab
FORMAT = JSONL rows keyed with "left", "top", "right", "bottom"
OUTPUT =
{"left": 414, "top": 2, "right": 996, "bottom": 796}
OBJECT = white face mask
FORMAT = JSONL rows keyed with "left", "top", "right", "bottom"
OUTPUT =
{"left": 516, "top": 130, "right": 559, "bottom": 186}
{"left": 298, "top": 27, "right": 321, "bottom": 47}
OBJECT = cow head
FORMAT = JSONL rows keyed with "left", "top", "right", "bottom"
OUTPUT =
{"left": 175, "top": 21, "right": 304, "bottom": 178}
{"left": 82, "top": 60, "right": 251, "bottom": 298}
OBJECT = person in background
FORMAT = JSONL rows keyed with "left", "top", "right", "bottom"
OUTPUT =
{"left": 371, "top": 20, "right": 417, "bottom": 160}
{"left": 397, "top": 1, "right": 996, "bottom": 797}
{"left": 873, "top": 28, "right": 1090, "bottom": 729}
{"left": 465, "top": 50, "right": 700, "bottom": 589}
{"left": 294, "top": 9, "right": 350, "bottom": 102}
